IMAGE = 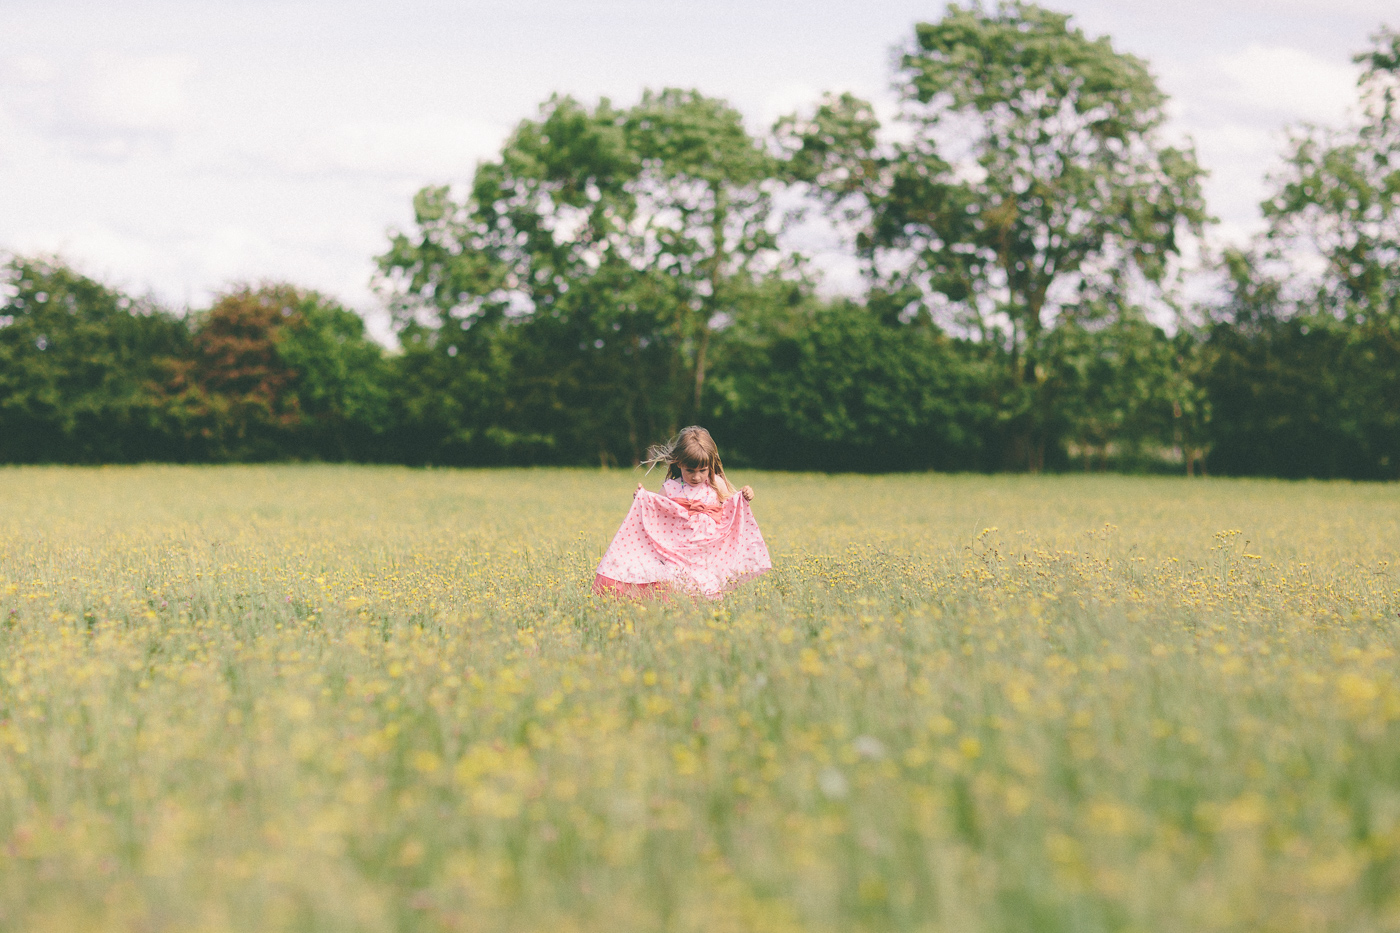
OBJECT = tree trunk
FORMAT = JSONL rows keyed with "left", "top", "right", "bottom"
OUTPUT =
{"left": 692, "top": 324, "right": 710, "bottom": 416}
{"left": 1020, "top": 282, "right": 1048, "bottom": 472}
{"left": 692, "top": 183, "right": 727, "bottom": 420}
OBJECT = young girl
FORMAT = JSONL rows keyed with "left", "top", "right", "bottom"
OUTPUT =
{"left": 593, "top": 426, "right": 771, "bottom": 599}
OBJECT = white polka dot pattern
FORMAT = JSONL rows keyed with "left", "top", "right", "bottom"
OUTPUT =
{"left": 594, "top": 478, "right": 772, "bottom": 598}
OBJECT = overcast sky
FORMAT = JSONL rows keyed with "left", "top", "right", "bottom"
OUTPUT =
{"left": 1, "top": 0, "right": 1394, "bottom": 339}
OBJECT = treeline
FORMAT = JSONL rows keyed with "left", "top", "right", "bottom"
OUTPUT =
{"left": 3, "top": 4, "right": 1398, "bottom": 477}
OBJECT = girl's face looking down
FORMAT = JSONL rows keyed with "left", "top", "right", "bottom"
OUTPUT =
{"left": 678, "top": 462, "right": 710, "bottom": 486}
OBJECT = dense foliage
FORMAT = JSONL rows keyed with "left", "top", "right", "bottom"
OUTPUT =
{"left": 777, "top": 4, "right": 1208, "bottom": 470}
{"left": 1, "top": 6, "right": 1396, "bottom": 477}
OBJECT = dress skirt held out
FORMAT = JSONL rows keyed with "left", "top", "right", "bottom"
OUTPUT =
{"left": 593, "top": 478, "right": 772, "bottom": 598}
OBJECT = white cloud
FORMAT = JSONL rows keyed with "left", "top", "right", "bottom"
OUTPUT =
{"left": 1152, "top": 42, "right": 1366, "bottom": 247}
{"left": 276, "top": 116, "right": 508, "bottom": 180}
{"left": 1189, "top": 123, "right": 1288, "bottom": 227}
{"left": 8, "top": 55, "right": 55, "bottom": 83}
{"left": 74, "top": 54, "right": 197, "bottom": 132}
{"left": 1211, "top": 44, "right": 1360, "bottom": 124}
{"left": 757, "top": 82, "right": 827, "bottom": 127}
{"left": 1160, "top": 44, "right": 1361, "bottom": 129}
{"left": 2, "top": 52, "right": 199, "bottom": 161}
{"left": 1256, "top": 0, "right": 1397, "bottom": 15}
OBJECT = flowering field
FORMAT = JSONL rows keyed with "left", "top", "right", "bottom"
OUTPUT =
{"left": 2, "top": 466, "right": 1399, "bottom": 932}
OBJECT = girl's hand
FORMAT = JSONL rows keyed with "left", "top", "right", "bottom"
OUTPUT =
{"left": 635, "top": 483, "right": 645, "bottom": 498}
{"left": 740, "top": 485, "right": 754, "bottom": 501}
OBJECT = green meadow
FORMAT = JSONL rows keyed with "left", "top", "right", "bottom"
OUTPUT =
{"left": 1, "top": 466, "right": 1397, "bottom": 932}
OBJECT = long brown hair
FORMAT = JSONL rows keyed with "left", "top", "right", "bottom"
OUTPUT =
{"left": 642, "top": 426, "right": 736, "bottom": 501}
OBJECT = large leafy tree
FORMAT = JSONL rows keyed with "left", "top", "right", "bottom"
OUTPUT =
{"left": 623, "top": 89, "right": 786, "bottom": 413}
{"left": 1261, "top": 27, "right": 1400, "bottom": 322}
{"left": 0, "top": 254, "right": 189, "bottom": 462}
{"left": 164, "top": 284, "right": 390, "bottom": 461}
{"left": 1199, "top": 28, "right": 1400, "bottom": 479}
{"left": 781, "top": 2, "right": 1208, "bottom": 468}
{"left": 377, "top": 90, "right": 794, "bottom": 464}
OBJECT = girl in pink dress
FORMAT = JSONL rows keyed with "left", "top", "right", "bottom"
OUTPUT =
{"left": 593, "top": 426, "right": 772, "bottom": 599}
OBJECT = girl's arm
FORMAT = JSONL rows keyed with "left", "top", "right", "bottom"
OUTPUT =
{"left": 720, "top": 474, "right": 753, "bottom": 501}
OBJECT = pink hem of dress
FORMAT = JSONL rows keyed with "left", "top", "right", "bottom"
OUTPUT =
{"left": 592, "top": 574, "right": 672, "bottom": 600}
{"left": 591, "top": 569, "right": 769, "bottom": 601}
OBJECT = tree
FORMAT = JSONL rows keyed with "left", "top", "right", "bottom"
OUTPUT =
{"left": 780, "top": 2, "right": 1209, "bottom": 469}
{"left": 0, "top": 254, "right": 188, "bottom": 462}
{"left": 379, "top": 330, "right": 529, "bottom": 466}
{"left": 709, "top": 295, "right": 997, "bottom": 471}
{"left": 624, "top": 89, "right": 787, "bottom": 414}
{"left": 1045, "top": 312, "right": 1188, "bottom": 471}
{"left": 274, "top": 291, "right": 392, "bottom": 459}
{"left": 1197, "top": 28, "right": 1400, "bottom": 479}
{"left": 165, "top": 284, "right": 389, "bottom": 461}
{"left": 1261, "top": 27, "right": 1400, "bottom": 323}
{"left": 377, "top": 90, "right": 796, "bottom": 464}
{"left": 1200, "top": 315, "right": 1370, "bottom": 478}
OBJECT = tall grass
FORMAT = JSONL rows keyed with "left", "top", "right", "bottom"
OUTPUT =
{"left": 1, "top": 466, "right": 1398, "bottom": 932}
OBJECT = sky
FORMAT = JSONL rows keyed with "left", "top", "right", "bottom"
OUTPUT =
{"left": 1, "top": 0, "right": 1394, "bottom": 341}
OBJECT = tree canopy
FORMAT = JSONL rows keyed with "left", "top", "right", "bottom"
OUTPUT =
{"left": 4, "top": 8, "right": 1400, "bottom": 478}
{"left": 376, "top": 89, "right": 798, "bottom": 464}
{"left": 1261, "top": 27, "right": 1400, "bottom": 323}
{"left": 779, "top": 1, "right": 1209, "bottom": 468}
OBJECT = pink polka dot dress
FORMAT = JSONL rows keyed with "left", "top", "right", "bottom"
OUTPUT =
{"left": 593, "top": 477, "right": 772, "bottom": 599}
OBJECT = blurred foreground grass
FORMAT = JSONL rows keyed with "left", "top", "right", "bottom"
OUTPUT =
{"left": 2, "top": 466, "right": 1399, "bottom": 932}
